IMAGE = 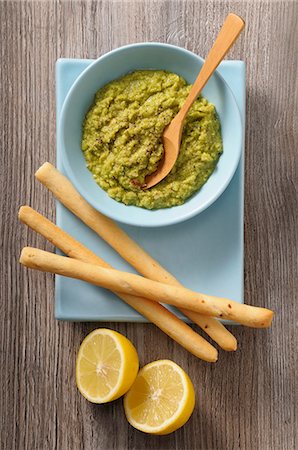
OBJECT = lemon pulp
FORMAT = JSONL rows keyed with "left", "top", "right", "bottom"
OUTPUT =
{"left": 76, "top": 328, "right": 139, "bottom": 403}
{"left": 124, "top": 359, "right": 195, "bottom": 435}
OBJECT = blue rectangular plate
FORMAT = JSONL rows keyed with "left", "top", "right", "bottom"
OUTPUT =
{"left": 55, "top": 58, "right": 245, "bottom": 322}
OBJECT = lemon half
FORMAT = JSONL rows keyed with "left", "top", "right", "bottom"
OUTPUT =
{"left": 124, "top": 359, "right": 195, "bottom": 435}
{"left": 76, "top": 328, "right": 139, "bottom": 403}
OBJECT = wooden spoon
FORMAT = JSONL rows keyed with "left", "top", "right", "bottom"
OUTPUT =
{"left": 144, "top": 13, "right": 245, "bottom": 189}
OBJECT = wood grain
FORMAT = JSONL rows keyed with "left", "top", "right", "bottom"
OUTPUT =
{"left": 0, "top": 1, "right": 297, "bottom": 449}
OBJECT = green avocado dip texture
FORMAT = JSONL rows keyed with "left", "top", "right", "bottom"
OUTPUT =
{"left": 82, "top": 70, "right": 223, "bottom": 209}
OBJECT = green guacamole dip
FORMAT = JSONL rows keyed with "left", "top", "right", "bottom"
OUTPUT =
{"left": 82, "top": 70, "right": 223, "bottom": 209}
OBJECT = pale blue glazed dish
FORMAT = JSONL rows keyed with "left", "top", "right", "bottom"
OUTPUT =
{"left": 59, "top": 43, "right": 242, "bottom": 227}
{"left": 55, "top": 57, "right": 245, "bottom": 321}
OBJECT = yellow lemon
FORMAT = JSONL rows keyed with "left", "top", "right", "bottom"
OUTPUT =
{"left": 76, "top": 328, "right": 139, "bottom": 403}
{"left": 124, "top": 359, "right": 195, "bottom": 435}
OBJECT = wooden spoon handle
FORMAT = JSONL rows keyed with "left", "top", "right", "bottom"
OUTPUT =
{"left": 178, "top": 13, "right": 245, "bottom": 120}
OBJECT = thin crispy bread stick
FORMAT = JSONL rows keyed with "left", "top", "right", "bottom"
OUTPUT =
{"left": 19, "top": 207, "right": 218, "bottom": 363}
{"left": 35, "top": 162, "right": 237, "bottom": 350}
{"left": 20, "top": 247, "right": 274, "bottom": 328}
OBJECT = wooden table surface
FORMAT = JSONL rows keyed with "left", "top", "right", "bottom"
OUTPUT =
{"left": 1, "top": 1, "right": 297, "bottom": 449}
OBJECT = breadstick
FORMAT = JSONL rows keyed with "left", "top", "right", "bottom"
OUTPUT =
{"left": 35, "top": 162, "right": 237, "bottom": 351}
{"left": 20, "top": 247, "right": 274, "bottom": 328}
{"left": 19, "top": 207, "right": 217, "bottom": 362}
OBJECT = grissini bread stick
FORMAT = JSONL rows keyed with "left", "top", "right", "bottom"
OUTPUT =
{"left": 35, "top": 163, "right": 237, "bottom": 351}
{"left": 19, "top": 207, "right": 217, "bottom": 363}
{"left": 20, "top": 247, "right": 274, "bottom": 328}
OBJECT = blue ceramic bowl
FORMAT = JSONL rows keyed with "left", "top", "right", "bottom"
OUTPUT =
{"left": 60, "top": 43, "right": 242, "bottom": 227}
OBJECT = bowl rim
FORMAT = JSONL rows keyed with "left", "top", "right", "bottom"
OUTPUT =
{"left": 60, "top": 42, "right": 243, "bottom": 227}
